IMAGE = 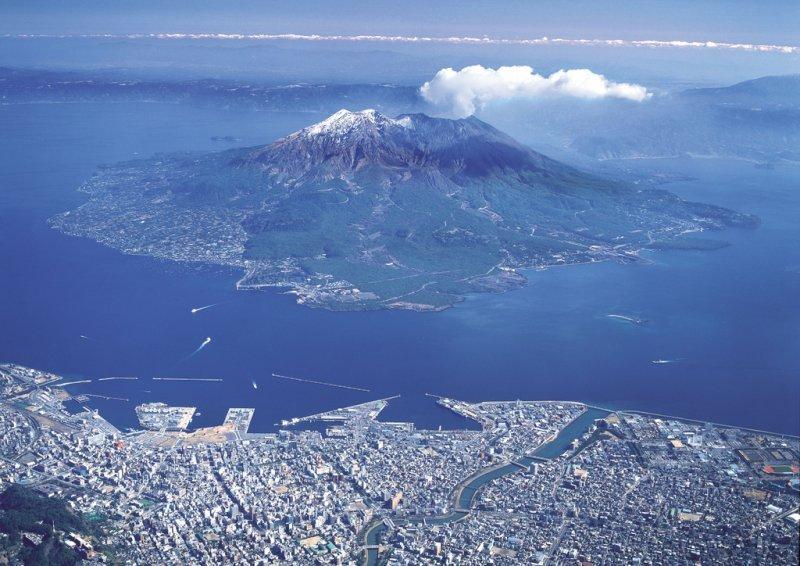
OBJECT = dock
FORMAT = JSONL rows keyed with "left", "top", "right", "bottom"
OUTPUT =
{"left": 280, "top": 396, "right": 400, "bottom": 427}
{"left": 135, "top": 402, "right": 196, "bottom": 431}
{"left": 223, "top": 408, "right": 255, "bottom": 434}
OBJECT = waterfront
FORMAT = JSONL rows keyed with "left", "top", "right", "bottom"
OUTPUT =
{"left": 4, "top": 364, "right": 795, "bottom": 564}
{"left": 1, "top": 101, "right": 798, "bottom": 434}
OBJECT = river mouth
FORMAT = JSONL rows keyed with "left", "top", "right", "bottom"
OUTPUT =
{"left": 362, "top": 407, "right": 611, "bottom": 565}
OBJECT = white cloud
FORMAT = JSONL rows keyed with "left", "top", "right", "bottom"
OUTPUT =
{"left": 9, "top": 33, "right": 796, "bottom": 55}
{"left": 419, "top": 65, "right": 651, "bottom": 118}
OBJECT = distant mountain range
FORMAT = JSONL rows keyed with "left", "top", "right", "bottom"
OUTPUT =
{"left": 2, "top": 68, "right": 796, "bottom": 162}
{"left": 493, "top": 74, "right": 800, "bottom": 162}
{"left": 50, "top": 109, "right": 757, "bottom": 311}
{"left": 680, "top": 74, "right": 800, "bottom": 106}
{"left": 0, "top": 67, "right": 420, "bottom": 114}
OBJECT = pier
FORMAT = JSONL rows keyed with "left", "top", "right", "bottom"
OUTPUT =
{"left": 280, "top": 396, "right": 399, "bottom": 427}
{"left": 81, "top": 393, "right": 130, "bottom": 402}
{"left": 223, "top": 408, "right": 255, "bottom": 434}
{"left": 54, "top": 380, "right": 92, "bottom": 386}
{"left": 271, "top": 372, "right": 370, "bottom": 392}
{"left": 152, "top": 377, "right": 223, "bottom": 382}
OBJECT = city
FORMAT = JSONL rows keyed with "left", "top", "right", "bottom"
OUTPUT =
{"left": 1, "top": 363, "right": 797, "bottom": 564}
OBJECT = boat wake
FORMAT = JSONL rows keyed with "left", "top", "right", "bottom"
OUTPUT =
{"left": 185, "top": 337, "right": 212, "bottom": 359}
{"left": 606, "top": 314, "right": 648, "bottom": 325}
{"left": 190, "top": 303, "right": 225, "bottom": 314}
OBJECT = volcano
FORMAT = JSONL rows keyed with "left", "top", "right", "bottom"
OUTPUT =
{"left": 51, "top": 109, "right": 758, "bottom": 310}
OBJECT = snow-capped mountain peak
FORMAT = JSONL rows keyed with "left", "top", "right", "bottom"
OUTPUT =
{"left": 303, "top": 108, "right": 403, "bottom": 137}
{"left": 241, "top": 108, "right": 560, "bottom": 179}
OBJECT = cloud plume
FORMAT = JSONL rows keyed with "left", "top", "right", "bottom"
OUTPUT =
{"left": 420, "top": 65, "right": 651, "bottom": 117}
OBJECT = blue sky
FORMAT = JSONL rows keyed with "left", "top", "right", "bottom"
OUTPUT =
{"left": 3, "top": 0, "right": 799, "bottom": 45}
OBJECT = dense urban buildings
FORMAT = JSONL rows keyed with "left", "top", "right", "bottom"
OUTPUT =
{"left": 1, "top": 363, "right": 797, "bottom": 564}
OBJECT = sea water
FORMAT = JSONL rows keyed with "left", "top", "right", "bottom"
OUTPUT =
{"left": 1, "top": 102, "right": 798, "bottom": 434}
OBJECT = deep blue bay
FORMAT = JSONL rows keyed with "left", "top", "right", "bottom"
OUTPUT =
{"left": 1, "top": 102, "right": 798, "bottom": 434}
